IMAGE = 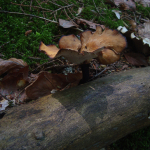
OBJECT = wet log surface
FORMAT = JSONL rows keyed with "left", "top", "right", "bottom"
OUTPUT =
{"left": 0, "top": 67, "right": 150, "bottom": 150}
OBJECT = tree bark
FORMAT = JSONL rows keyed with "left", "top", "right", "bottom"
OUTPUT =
{"left": 0, "top": 67, "right": 150, "bottom": 150}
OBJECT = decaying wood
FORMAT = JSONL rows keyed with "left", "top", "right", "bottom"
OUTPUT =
{"left": 0, "top": 67, "right": 150, "bottom": 150}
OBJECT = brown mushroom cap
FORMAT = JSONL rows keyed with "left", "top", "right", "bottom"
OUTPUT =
{"left": 97, "top": 48, "right": 120, "bottom": 64}
{"left": 39, "top": 26, "right": 127, "bottom": 65}
{"left": 59, "top": 34, "right": 81, "bottom": 51}
{"left": 80, "top": 30, "right": 93, "bottom": 53}
{"left": 55, "top": 47, "right": 105, "bottom": 64}
{"left": 39, "top": 42, "right": 59, "bottom": 59}
{"left": 83, "top": 27, "right": 126, "bottom": 53}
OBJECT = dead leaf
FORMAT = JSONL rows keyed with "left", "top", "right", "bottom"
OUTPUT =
{"left": 138, "top": 20, "right": 150, "bottom": 39}
{"left": 114, "top": 0, "right": 136, "bottom": 10}
{"left": 25, "top": 72, "right": 82, "bottom": 99}
{"left": 112, "top": 10, "right": 121, "bottom": 19}
{"left": 25, "top": 30, "right": 32, "bottom": 36}
{"left": 59, "top": 19, "right": 77, "bottom": 28}
{"left": 124, "top": 52, "right": 148, "bottom": 66}
{"left": 0, "top": 66, "right": 29, "bottom": 95}
{"left": 105, "top": 0, "right": 136, "bottom": 10}
{"left": 0, "top": 58, "right": 29, "bottom": 104}
{"left": 0, "top": 99, "right": 9, "bottom": 111}
{"left": 76, "top": 18, "right": 105, "bottom": 30}
{"left": 76, "top": 7, "right": 83, "bottom": 16}
{"left": 135, "top": 0, "right": 150, "bottom": 7}
{"left": 122, "top": 64, "right": 128, "bottom": 70}
{"left": 0, "top": 58, "right": 27, "bottom": 76}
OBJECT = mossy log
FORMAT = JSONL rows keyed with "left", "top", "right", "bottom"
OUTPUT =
{"left": 1, "top": 67, "right": 150, "bottom": 150}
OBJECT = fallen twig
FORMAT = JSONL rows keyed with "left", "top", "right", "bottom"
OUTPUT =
{"left": 0, "top": 10, "right": 58, "bottom": 23}
{"left": 89, "top": 68, "right": 107, "bottom": 81}
{"left": 14, "top": 51, "right": 49, "bottom": 60}
{"left": 0, "top": 93, "right": 11, "bottom": 102}
{"left": 0, "top": 39, "right": 15, "bottom": 49}
{"left": 43, "top": 64, "right": 76, "bottom": 71}
{"left": 11, "top": 2, "right": 53, "bottom": 11}
{"left": 92, "top": 0, "right": 104, "bottom": 18}
{"left": 31, "top": 59, "right": 57, "bottom": 72}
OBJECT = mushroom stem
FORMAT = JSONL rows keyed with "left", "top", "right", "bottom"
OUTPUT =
{"left": 79, "top": 64, "right": 90, "bottom": 84}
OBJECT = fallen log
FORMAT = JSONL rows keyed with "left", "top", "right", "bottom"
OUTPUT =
{"left": 0, "top": 67, "right": 150, "bottom": 150}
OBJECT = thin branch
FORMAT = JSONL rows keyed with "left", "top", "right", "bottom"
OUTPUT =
{"left": 11, "top": 2, "right": 53, "bottom": 11}
{"left": 0, "top": 10, "right": 58, "bottom": 23}
{"left": 0, "top": 93, "right": 11, "bottom": 102}
{"left": 47, "top": 0, "right": 62, "bottom": 7}
{"left": 92, "top": 0, "right": 104, "bottom": 18}
{"left": 30, "top": 0, "right": 33, "bottom": 11}
{"left": 89, "top": 68, "right": 107, "bottom": 81}
{"left": 50, "top": 4, "right": 74, "bottom": 15}
{"left": 63, "top": 8, "right": 79, "bottom": 27}
{"left": 0, "top": 39, "right": 15, "bottom": 49}
{"left": 44, "top": 64, "right": 76, "bottom": 71}
{"left": 20, "top": 0, "right": 26, "bottom": 13}
{"left": 31, "top": 59, "right": 57, "bottom": 72}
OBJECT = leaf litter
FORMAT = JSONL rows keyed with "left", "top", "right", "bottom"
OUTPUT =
{"left": 1, "top": 0, "right": 150, "bottom": 112}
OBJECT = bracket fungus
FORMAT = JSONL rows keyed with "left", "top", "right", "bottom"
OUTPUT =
{"left": 39, "top": 26, "right": 127, "bottom": 83}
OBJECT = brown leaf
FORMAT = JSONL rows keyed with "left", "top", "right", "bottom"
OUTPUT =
{"left": 135, "top": 0, "right": 150, "bottom": 7}
{"left": 25, "top": 30, "right": 32, "bottom": 36}
{"left": 25, "top": 72, "right": 82, "bottom": 99}
{"left": 0, "top": 58, "right": 27, "bottom": 76}
{"left": 124, "top": 52, "right": 148, "bottom": 66}
{"left": 105, "top": 0, "right": 136, "bottom": 10}
{"left": 76, "top": 18, "right": 105, "bottom": 30}
{"left": 114, "top": 0, "right": 136, "bottom": 10}
{"left": 59, "top": 19, "right": 77, "bottom": 28}
{"left": 0, "top": 66, "right": 29, "bottom": 95}
{"left": 138, "top": 20, "right": 150, "bottom": 39}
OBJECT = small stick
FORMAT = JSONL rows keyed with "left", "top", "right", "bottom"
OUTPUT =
{"left": 0, "top": 10, "right": 58, "bottom": 23}
{"left": 14, "top": 51, "right": 48, "bottom": 60}
{"left": 30, "top": 0, "right": 33, "bottom": 11}
{"left": 20, "top": 0, "right": 26, "bottom": 13}
{"left": 43, "top": 64, "right": 76, "bottom": 71}
{"left": 0, "top": 39, "right": 15, "bottom": 49}
{"left": 0, "top": 93, "right": 11, "bottom": 102}
{"left": 50, "top": 4, "right": 74, "bottom": 15}
{"left": 31, "top": 59, "right": 57, "bottom": 72}
{"left": 92, "top": 0, "right": 104, "bottom": 18}
{"left": 89, "top": 68, "right": 107, "bottom": 81}
{"left": 11, "top": 2, "right": 52, "bottom": 11}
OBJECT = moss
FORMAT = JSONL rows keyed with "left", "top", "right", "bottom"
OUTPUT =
{"left": 136, "top": 4, "right": 150, "bottom": 18}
